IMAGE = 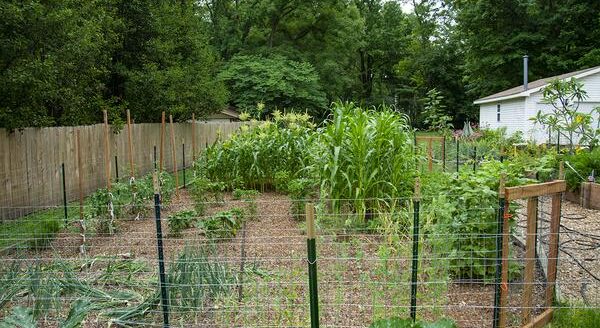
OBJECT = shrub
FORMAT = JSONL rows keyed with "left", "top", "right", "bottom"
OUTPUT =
{"left": 423, "top": 160, "right": 529, "bottom": 280}
{"left": 287, "top": 178, "right": 317, "bottom": 220}
{"left": 563, "top": 148, "right": 600, "bottom": 191}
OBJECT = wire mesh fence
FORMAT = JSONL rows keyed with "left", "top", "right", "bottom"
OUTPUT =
{"left": 1, "top": 180, "right": 597, "bottom": 327}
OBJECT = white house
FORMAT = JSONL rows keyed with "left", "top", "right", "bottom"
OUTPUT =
{"left": 475, "top": 64, "right": 600, "bottom": 144}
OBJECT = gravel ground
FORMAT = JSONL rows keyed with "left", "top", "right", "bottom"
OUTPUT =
{"left": 514, "top": 196, "right": 600, "bottom": 307}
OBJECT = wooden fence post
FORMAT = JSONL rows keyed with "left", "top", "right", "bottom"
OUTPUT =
{"left": 169, "top": 115, "right": 179, "bottom": 196}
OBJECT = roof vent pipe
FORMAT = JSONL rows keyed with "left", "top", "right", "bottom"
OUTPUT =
{"left": 523, "top": 55, "right": 529, "bottom": 91}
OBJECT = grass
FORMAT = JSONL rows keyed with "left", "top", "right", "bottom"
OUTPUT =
{"left": 548, "top": 306, "right": 600, "bottom": 328}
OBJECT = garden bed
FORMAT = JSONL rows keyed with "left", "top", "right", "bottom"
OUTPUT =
{"left": 1, "top": 190, "right": 550, "bottom": 327}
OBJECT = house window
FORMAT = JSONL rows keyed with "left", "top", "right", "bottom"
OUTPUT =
{"left": 496, "top": 104, "right": 501, "bottom": 122}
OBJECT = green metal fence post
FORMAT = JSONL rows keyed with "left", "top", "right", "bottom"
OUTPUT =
{"left": 410, "top": 178, "right": 421, "bottom": 321}
{"left": 306, "top": 203, "right": 319, "bottom": 328}
{"left": 493, "top": 175, "right": 506, "bottom": 328}
{"left": 456, "top": 138, "right": 460, "bottom": 173}
{"left": 153, "top": 172, "right": 170, "bottom": 328}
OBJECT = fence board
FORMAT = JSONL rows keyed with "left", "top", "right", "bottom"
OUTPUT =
{"left": 0, "top": 121, "right": 244, "bottom": 219}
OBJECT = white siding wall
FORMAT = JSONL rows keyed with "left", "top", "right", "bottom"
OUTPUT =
{"left": 528, "top": 73, "right": 600, "bottom": 144}
{"left": 479, "top": 98, "right": 527, "bottom": 136}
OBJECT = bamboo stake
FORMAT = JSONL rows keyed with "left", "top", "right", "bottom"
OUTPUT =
{"left": 427, "top": 138, "right": 433, "bottom": 172}
{"left": 170, "top": 115, "right": 179, "bottom": 196}
{"left": 127, "top": 110, "right": 134, "bottom": 178}
{"left": 76, "top": 130, "right": 86, "bottom": 255}
{"left": 191, "top": 113, "right": 196, "bottom": 162}
{"left": 160, "top": 112, "right": 165, "bottom": 172}
{"left": 103, "top": 110, "right": 111, "bottom": 191}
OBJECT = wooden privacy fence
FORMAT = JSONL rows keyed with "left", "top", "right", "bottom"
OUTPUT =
{"left": 0, "top": 120, "right": 245, "bottom": 220}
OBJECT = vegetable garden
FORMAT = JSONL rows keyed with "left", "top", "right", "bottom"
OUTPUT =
{"left": 1, "top": 103, "right": 598, "bottom": 328}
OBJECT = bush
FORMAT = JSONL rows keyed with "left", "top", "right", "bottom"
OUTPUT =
{"left": 423, "top": 160, "right": 529, "bottom": 280}
{"left": 563, "top": 148, "right": 600, "bottom": 191}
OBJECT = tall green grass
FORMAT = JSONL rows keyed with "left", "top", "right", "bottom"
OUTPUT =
{"left": 312, "top": 102, "right": 416, "bottom": 219}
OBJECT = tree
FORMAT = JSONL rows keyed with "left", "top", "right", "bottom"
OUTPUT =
{"left": 531, "top": 78, "right": 600, "bottom": 151}
{"left": 0, "top": 0, "right": 119, "bottom": 130}
{"left": 218, "top": 55, "right": 327, "bottom": 118}
{"left": 117, "top": 0, "right": 227, "bottom": 122}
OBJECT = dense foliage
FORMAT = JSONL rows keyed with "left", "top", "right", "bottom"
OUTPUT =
{"left": 2, "top": 0, "right": 599, "bottom": 129}
{"left": 313, "top": 102, "right": 415, "bottom": 219}
{"left": 219, "top": 55, "right": 327, "bottom": 118}
{"left": 198, "top": 112, "right": 314, "bottom": 190}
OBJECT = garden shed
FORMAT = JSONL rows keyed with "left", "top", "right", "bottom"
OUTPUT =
{"left": 475, "top": 65, "right": 600, "bottom": 144}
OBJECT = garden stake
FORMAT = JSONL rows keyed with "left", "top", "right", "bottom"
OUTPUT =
{"left": 182, "top": 143, "right": 186, "bottom": 188}
{"left": 191, "top": 113, "right": 196, "bottom": 162}
{"left": 153, "top": 172, "right": 170, "bottom": 327}
{"left": 61, "top": 162, "right": 68, "bottom": 225}
{"left": 456, "top": 138, "right": 460, "bottom": 173}
{"left": 442, "top": 136, "right": 446, "bottom": 172}
{"left": 305, "top": 203, "right": 319, "bottom": 328}
{"left": 237, "top": 220, "right": 247, "bottom": 302}
{"left": 169, "top": 115, "right": 179, "bottom": 196}
{"left": 154, "top": 145, "right": 157, "bottom": 170}
{"left": 114, "top": 155, "right": 119, "bottom": 183}
{"left": 103, "top": 110, "right": 111, "bottom": 191}
{"left": 127, "top": 110, "right": 135, "bottom": 178}
{"left": 160, "top": 112, "right": 165, "bottom": 172}
{"left": 76, "top": 130, "right": 86, "bottom": 255}
{"left": 410, "top": 178, "right": 421, "bottom": 321}
{"left": 493, "top": 175, "right": 506, "bottom": 328}
{"left": 473, "top": 146, "right": 477, "bottom": 172}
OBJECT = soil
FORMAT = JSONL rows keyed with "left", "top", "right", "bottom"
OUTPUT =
{"left": 2, "top": 189, "right": 555, "bottom": 328}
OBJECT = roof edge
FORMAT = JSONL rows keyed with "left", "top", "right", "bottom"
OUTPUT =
{"left": 474, "top": 66, "right": 600, "bottom": 105}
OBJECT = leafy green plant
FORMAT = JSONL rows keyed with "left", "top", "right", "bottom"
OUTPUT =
{"left": 188, "top": 177, "right": 226, "bottom": 214}
{"left": 549, "top": 306, "right": 600, "bottom": 328}
{"left": 168, "top": 210, "right": 197, "bottom": 237}
{"left": 196, "top": 208, "right": 245, "bottom": 239}
{"left": 287, "top": 178, "right": 317, "bottom": 220}
{"left": 370, "top": 317, "right": 457, "bottom": 328}
{"left": 198, "top": 112, "right": 314, "bottom": 190}
{"left": 422, "top": 88, "right": 452, "bottom": 134}
{"left": 422, "top": 160, "right": 528, "bottom": 280}
{"left": 27, "top": 219, "right": 60, "bottom": 250}
{"left": 531, "top": 78, "right": 600, "bottom": 150}
{"left": 312, "top": 102, "right": 415, "bottom": 221}
{"left": 563, "top": 148, "right": 600, "bottom": 190}
{"left": 232, "top": 189, "right": 259, "bottom": 219}
{"left": 167, "top": 245, "right": 234, "bottom": 314}
{"left": 274, "top": 170, "right": 291, "bottom": 192}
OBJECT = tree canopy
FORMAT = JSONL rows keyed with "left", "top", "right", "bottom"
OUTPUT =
{"left": 1, "top": 0, "right": 599, "bottom": 129}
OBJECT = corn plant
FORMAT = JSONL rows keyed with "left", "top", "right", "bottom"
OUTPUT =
{"left": 312, "top": 102, "right": 416, "bottom": 222}
{"left": 197, "top": 112, "right": 314, "bottom": 190}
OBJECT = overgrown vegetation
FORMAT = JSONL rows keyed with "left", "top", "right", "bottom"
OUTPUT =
{"left": 198, "top": 111, "right": 314, "bottom": 190}
{"left": 312, "top": 102, "right": 415, "bottom": 221}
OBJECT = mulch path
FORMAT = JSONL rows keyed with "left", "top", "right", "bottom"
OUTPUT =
{"left": 2, "top": 190, "right": 553, "bottom": 327}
